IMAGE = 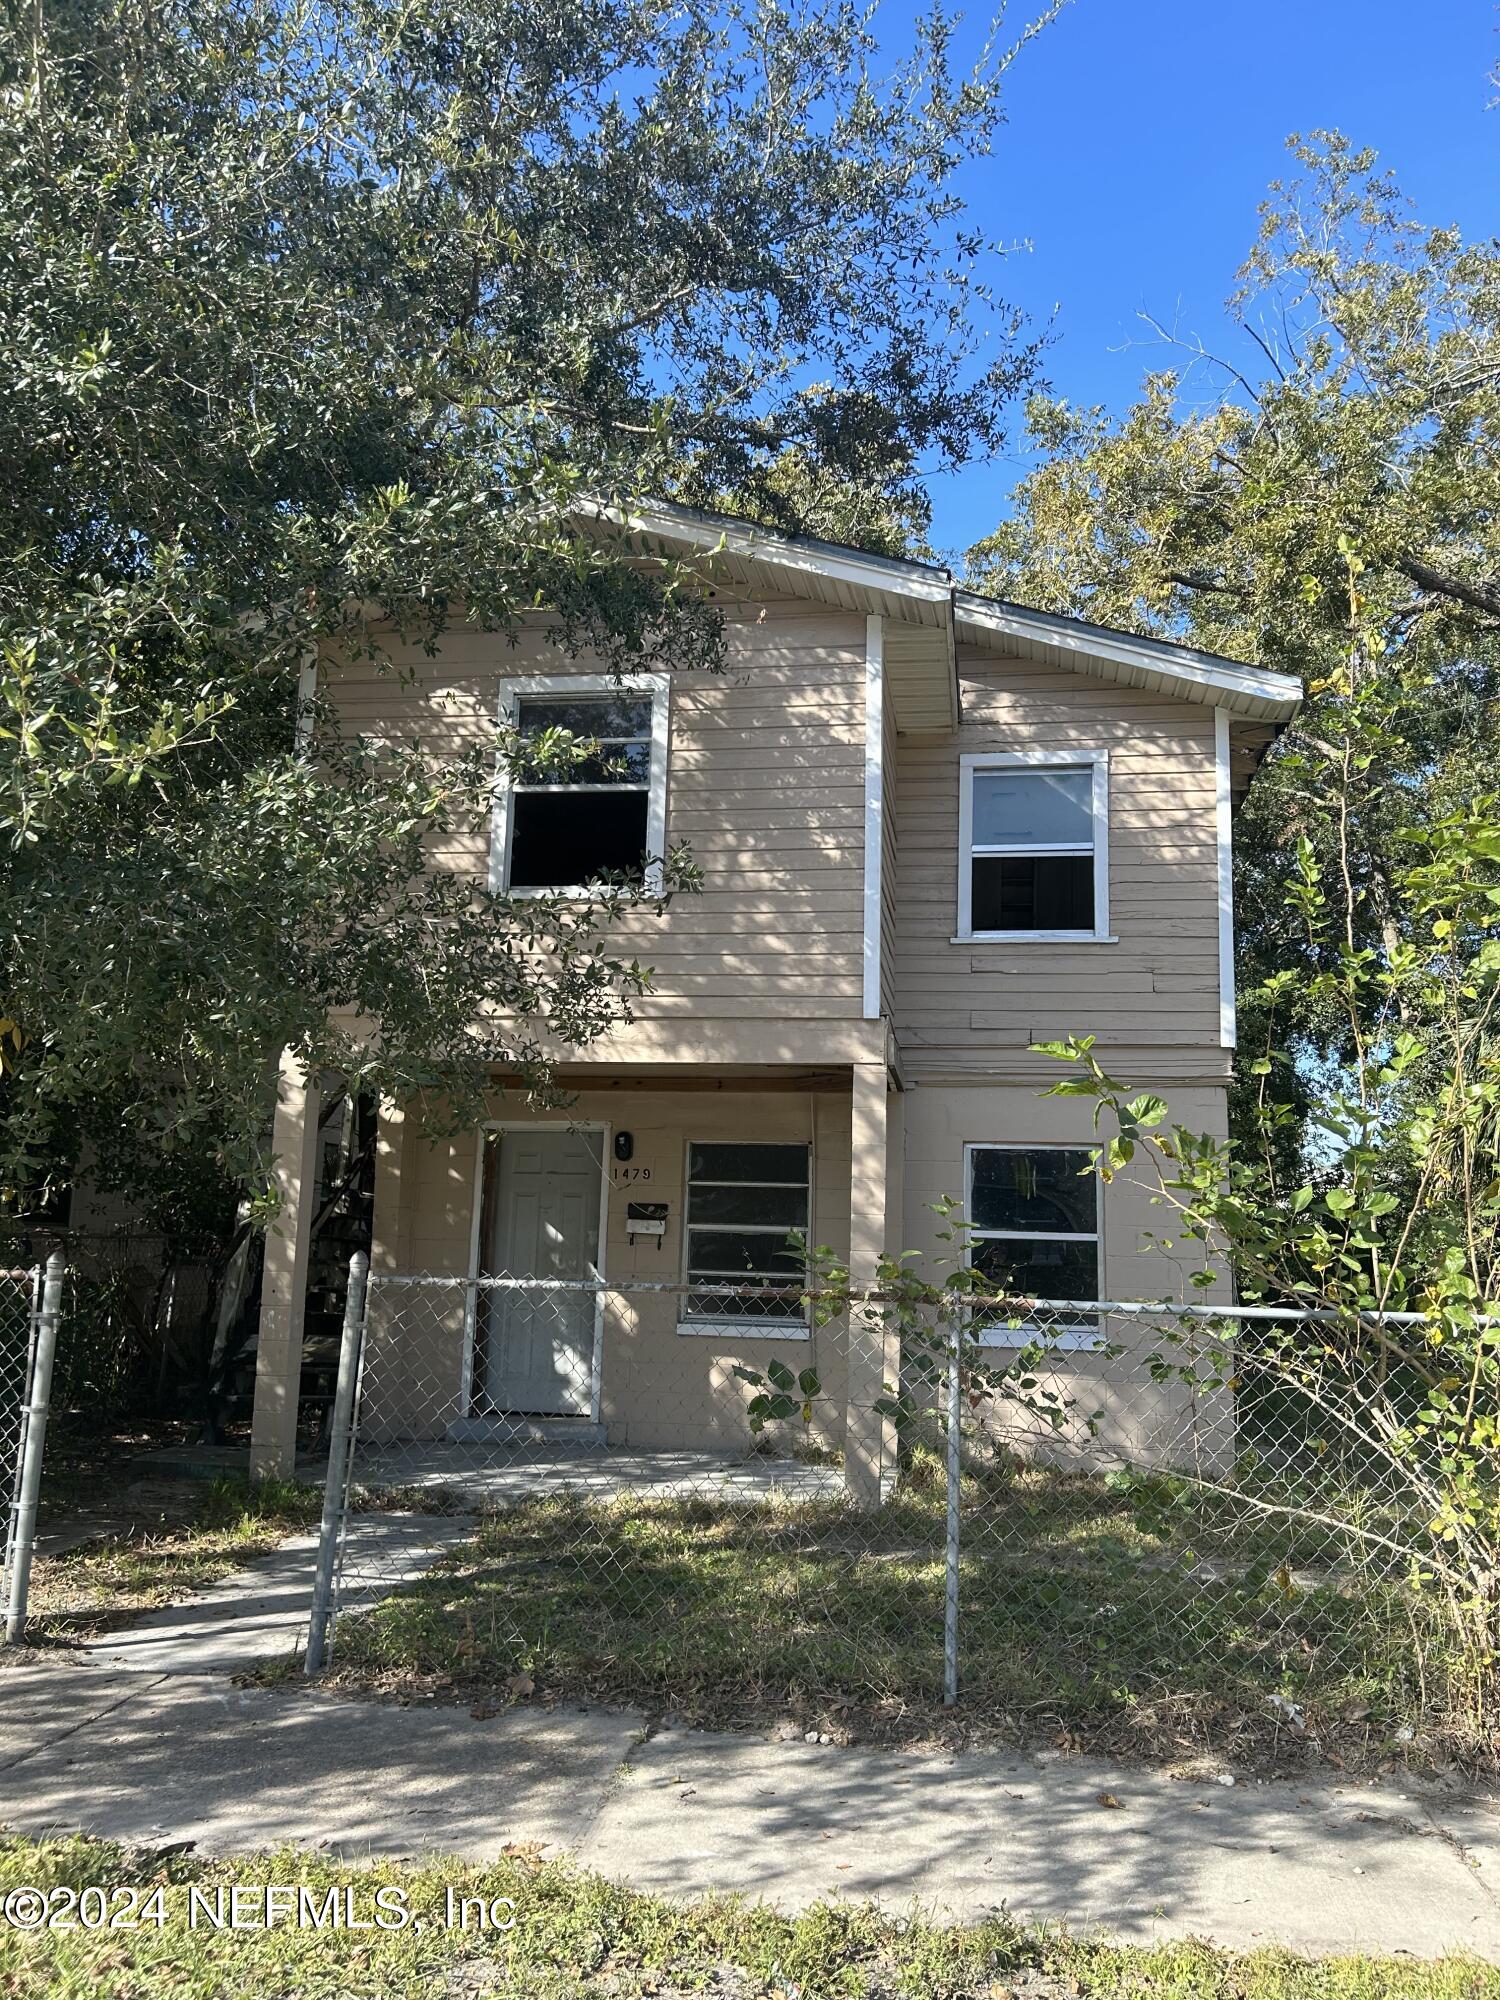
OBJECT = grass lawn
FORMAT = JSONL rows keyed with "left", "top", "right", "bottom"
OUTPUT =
{"left": 306, "top": 1455, "right": 1478, "bottom": 1775}
{"left": 2, "top": 1831, "right": 1497, "bottom": 2000}
{"left": 9, "top": 1421, "right": 322, "bottom": 1643}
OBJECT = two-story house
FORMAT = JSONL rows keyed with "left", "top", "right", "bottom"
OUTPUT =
{"left": 247, "top": 500, "right": 1301, "bottom": 1497}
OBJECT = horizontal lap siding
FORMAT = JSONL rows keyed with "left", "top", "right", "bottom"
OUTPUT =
{"left": 892, "top": 650, "right": 1223, "bottom": 1080}
{"left": 323, "top": 603, "right": 867, "bottom": 1026}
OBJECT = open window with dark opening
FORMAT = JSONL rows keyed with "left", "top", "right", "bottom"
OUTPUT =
{"left": 499, "top": 685, "right": 666, "bottom": 893}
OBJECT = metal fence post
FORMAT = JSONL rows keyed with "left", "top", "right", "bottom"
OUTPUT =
{"left": 305, "top": 1251, "right": 368, "bottom": 1675}
{"left": 943, "top": 1320, "right": 961, "bottom": 1707}
{"left": 2, "top": 1267, "right": 39, "bottom": 1596}
{"left": 4, "top": 1251, "right": 64, "bottom": 1646}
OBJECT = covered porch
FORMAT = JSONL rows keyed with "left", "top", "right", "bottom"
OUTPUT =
{"left": 248, "top": 1051, "right": 901, "bottom": 1505}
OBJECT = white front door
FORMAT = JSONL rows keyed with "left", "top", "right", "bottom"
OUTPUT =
{"left": 483, "top": 1128, "right": 602, "bottom": 1415}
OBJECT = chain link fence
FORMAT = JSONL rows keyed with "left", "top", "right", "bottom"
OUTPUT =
{"left": 0, "top": 1268, "right": 39, "bottom": 1622}
{"left": 304, "top": 1264, "right": 1497, "bottom": 1771}
{"left": 1, "top": 1257, "right": 62, "bottom": 1644}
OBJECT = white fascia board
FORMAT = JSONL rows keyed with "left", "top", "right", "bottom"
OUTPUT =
{"left": 862, "top": 615, "right": 885, "bottom": 1021}
{"left": 953, "top": 592, "right": 1302, "bottom": 721}
{"left": 1215, "top": 708, "right": 1237, "bottom": 1049}
{"left": 578, "top": 499, "right": 1300, "bottom": 726}
{"left": 589, "top": 500, "right": 953, "bottom": 611}
{"left": 294, "top": 647, "right": 319, "bottom": 753}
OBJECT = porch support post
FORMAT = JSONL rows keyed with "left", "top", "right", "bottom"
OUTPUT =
{"left": 369, "top": 1096, "right": 412, "bottom": 1278}
{"left": 844, "top": 1059, "right": 895, "bottom": 1509}
{"left": 249, "top": 1053, "right": 323, "bottom": 1479}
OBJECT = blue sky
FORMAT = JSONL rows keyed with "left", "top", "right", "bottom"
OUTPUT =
{"left": 911, "top": 0, "right": 1500, "bottom": 565}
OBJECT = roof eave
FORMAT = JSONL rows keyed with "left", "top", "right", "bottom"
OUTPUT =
{"left": 953, "top": 592, "right": 1303, "bottom": 724}
{"left": 587, "top": 499, "right": 953, "bottom": 609}
{"left": 578, "top": 500, "right": 1302, "bottom": 726}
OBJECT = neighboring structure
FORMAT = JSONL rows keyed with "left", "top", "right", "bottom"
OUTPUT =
{"left": 249, "top": 501, "right": 1302, "bottom": 1494}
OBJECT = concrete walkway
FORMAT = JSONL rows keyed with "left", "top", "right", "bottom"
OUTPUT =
{"left": 133, "top": 1439, "right": 849, "bottom": 1507}
{"left": 2, "top": 1526, "right": 1499, "bottom": 1961}
{"left": 79, "top": 1514, "right": 477, "bottom": 1675}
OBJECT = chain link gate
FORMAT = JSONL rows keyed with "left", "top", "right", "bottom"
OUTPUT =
{"left": 305, "top": 1258, "right": 1496, "bottom": 1765}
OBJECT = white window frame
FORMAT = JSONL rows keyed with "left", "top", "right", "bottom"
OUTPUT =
{"left": 964, "top": 1140, "right": 1103, "bottom": 1351}
{"left": 956, "top": 749, "right": 1112, "bottom": 943}
{"left": 678, "top": 1137, "right": 813, "bottom": 1340}
{"left": 489, "top": 672, "right": 671, "bottom": 898}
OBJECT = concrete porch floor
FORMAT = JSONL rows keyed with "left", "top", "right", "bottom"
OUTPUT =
{"left": 134, "top": 1439, "right": 849, "bottom": 1506}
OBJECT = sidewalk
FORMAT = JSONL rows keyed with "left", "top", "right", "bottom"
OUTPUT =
{"left": 2, "top": 1535, "right": 1499, "bottom": 1961}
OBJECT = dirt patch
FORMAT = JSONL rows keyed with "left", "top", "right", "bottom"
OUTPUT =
{"left": 279, "top": 1652, "right": 1491, "bottom": 1785}
{"left": 10, "top": 1421, "right": 322, "bottom": 1643}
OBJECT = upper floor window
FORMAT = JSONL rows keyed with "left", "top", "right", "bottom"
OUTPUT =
{"left": 957, "top": 751, "right": 1109, "bottom": 940}
{"left": 491, "top": 674, "right": 669, "bottom": 897}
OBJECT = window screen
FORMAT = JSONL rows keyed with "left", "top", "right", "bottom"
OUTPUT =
{"left": 684, "top": 1142, "right": 810, "bottom": 1322}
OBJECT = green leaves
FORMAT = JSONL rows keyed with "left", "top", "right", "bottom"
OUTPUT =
{"left": 976, "top": 133, "right": 1500, "bottom": 1260}
{"left": 0, "top": 0, "right": 1051, "bottom": 1205}
{"left": 963, "top": 131, "right": 1500, "bottom": 1685}
{"left": 731, "top": 1361, "right": 823, "bottom": 1433}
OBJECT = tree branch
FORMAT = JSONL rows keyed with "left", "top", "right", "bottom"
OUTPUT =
{"left": 1395, "top": 554, "right": 1500, "bottom": 622}
{"left": 1164, "top": 569, "right": 1251, "bottom": 600}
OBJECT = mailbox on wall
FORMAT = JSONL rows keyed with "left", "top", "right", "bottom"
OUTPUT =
{"left": 626, "top": 1201, "right": 669, "bottom": 1247}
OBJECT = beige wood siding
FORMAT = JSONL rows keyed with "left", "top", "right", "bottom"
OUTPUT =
{"left": 892, "top": 647, "right": 1228, "bottom": 1083}
{"left": 322, "top": 603, "right": 1243, "bottom": 1073}
{"left": 322, "top": 601, "right": 868, "bottom": 1030}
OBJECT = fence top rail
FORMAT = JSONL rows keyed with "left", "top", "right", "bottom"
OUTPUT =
{"left": 362, "top": 1270, "right": 1480, "bottom": 1328}
{"left": 0, "top": 1268, "right": 40, "bottom": 1283}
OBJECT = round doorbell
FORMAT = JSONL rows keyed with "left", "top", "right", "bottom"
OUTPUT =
{"left": 613, "top": 1131, "right": 634, "bottom": 1162}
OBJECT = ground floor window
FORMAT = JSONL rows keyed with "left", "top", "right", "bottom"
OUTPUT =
{"left": 965, "top": 1144, "right": 1099, "bottom": 1335}
{"left": 683, "top": 1141, "right": 810, "bottom": 1326}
